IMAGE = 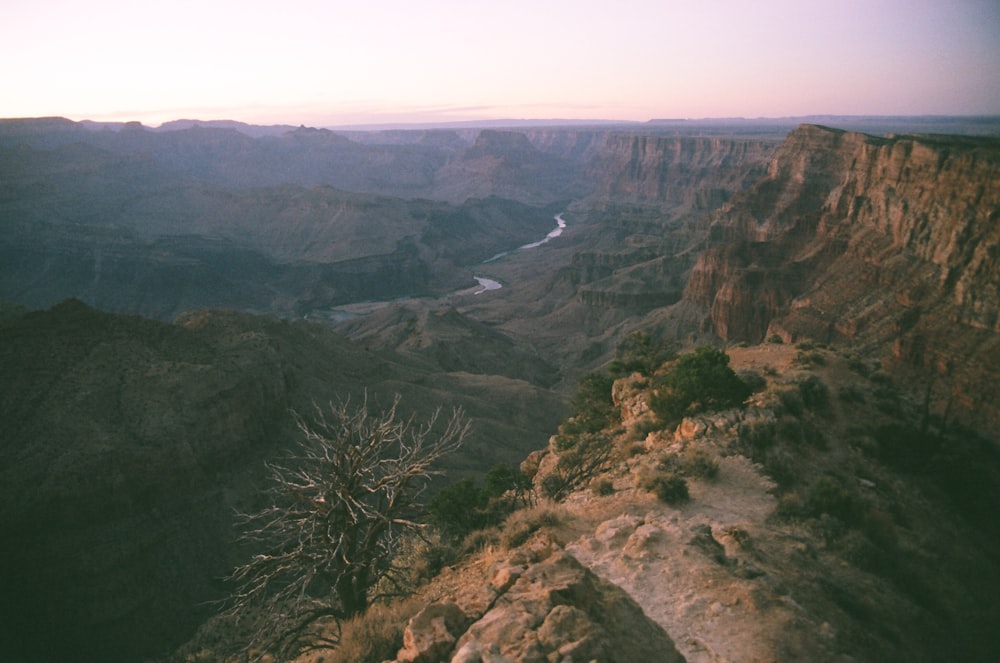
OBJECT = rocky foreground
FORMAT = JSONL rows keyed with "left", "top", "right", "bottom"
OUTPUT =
{"left": 177, "top": 343, "right": 998, "bottom": 663}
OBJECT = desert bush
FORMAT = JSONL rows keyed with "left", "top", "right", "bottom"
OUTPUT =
{"left": 638, "top": 469, "right": 690, "bottom": 504}
{"left": 796, "top": 374, "right": 830, "bottom": 410}
{"left": 737, "top": 369, "right": 768, "bottom": 393}
{"left": 608, "top": 331, "right": 677, "bottom": 377}
{"left": 760, "top": 448, "right": 797, "bottom": 489}
{"left": 767, "top": 334, "right": 784, "bottom": 344}
{"left": 500, "top": 505, "right": 563, "bottom": 548}
{"left": 777, "top": 417, "right": 827, "bottom": 450}
{"left": 838, "top": 383, "right": 866, "bottom": 404}
{"left": 428, "top": 478, "right": 491, "bottom": 539}
{"left": 649, "top": 346, "right": 752, "bottom": 424}
{"left": 562, "top": 371, "right": 618, "bottom": 435}
{"left": 740, "top": 420, "right": 776, "bottom": 456}
{"left": 542, "top": 431, "right": 615, "bottom": 501}
{"left": 794, "top": 350, "right": 827, "bottom": 367}
{"left": 803, "top": 477, "right": 867, "bottom": 526}
{"left": 775, "top": 387, "right": 804, "bottom": 417}
{"left": 846, "top": 357, "right": 872, "bottom": 377}
{"left": 627, "top": 416, "right": 663, "bottom": 442}
{"left": 682, "top": 449, "right": 719, "bottom": 480}
{"left": 592, "top": 478, "right": 615, "bottom": 496}
{"left": 325, "top": 597, "right": 423, "bottom": 663}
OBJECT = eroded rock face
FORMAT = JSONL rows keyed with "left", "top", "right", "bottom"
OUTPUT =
{"left": 684, "top": 125, "right": 1000, "bottom": 430}
{"left": 389, "top": 545, "right": 685, "bottom": 663}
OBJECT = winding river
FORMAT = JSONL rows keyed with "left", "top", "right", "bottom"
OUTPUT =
{"left": 474, "top": 212, "right": 566, "bottom": 293}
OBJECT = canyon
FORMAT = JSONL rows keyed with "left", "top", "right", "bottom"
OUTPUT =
{"left": 1, "top": 115, "right": 999, "bottom": 661}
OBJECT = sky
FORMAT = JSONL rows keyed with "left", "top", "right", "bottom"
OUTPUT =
{"left": 3, "top": 0, "right": 999, "bottom": 127}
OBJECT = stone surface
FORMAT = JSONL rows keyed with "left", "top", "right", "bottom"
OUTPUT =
{"left": 387, "top": 547, "right": 684, "bottom": 663}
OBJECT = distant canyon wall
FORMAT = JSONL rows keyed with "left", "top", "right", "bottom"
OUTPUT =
{"left": 588, "top": 134, "right": 779, "bottom": 207}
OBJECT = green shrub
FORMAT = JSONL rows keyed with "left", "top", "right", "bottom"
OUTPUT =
{"left": 649, "top": 346, "right": 752, "bottom": 423}
{"left": 428, "top": 478, "right": 490, "bottom": 538}
{"left": 767, "top": 334, "right": 784, "bottom": 344}
{"left": 566, "top": 372, "right": 618, "bottom": 434}
{"left": 485, "top": 463, "right": 530, "bottom": 500}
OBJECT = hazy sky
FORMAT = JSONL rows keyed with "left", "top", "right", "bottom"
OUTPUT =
{"left": 3, "top": 0, "right": 998, "bottom": 126}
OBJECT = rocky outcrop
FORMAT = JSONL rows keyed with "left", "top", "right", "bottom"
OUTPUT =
{"left": 390, "top": 542, "right": 684, "bottom": 663}
{"left": 684, "top": 125, "right": 1000, "bottom": 429}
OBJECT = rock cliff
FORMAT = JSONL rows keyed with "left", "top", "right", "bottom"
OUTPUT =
{"left": 684, "top": 125, "right": 1000, "bottom": 430}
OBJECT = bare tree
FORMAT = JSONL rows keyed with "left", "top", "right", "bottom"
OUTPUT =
{"left": 225, "top": 394, "right": 469, "bottom": 660}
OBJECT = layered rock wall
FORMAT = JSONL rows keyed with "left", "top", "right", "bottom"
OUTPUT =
{"left": 589, "top": 134, "right": 778, "bottom": 206}
{"left": 684, "top": 125, "right": 1000, "bottom": 430}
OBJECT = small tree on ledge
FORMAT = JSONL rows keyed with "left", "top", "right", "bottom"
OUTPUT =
{"left": 225, "top": 394, "right": 469, "bottom": 661}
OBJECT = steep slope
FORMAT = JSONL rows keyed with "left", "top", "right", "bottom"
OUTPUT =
{"left": 0, "top": 301, "right": 566, "bottom": 662}
{"left": 683, "top": 125, "right": 1000, "bottom": 430}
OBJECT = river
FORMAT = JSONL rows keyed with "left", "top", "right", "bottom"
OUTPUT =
{"left": 474, "top": 213, "right": 566, "bottom": 293}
